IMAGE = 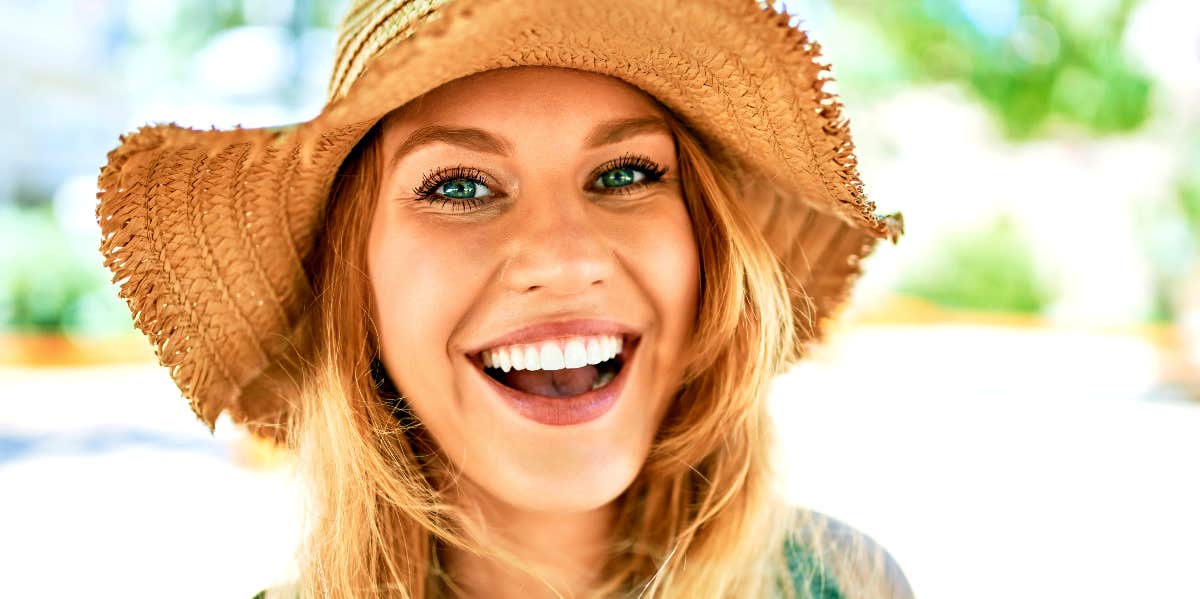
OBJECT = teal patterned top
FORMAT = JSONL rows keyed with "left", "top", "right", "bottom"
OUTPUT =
{"left": 785, "top": 532, "right": 844, "bottom": 599}
{"left": 254, "top": 536, "right": 843, "bottom": 598}
{"left": 254, "top": 546, "right": 841, "bottom": 599}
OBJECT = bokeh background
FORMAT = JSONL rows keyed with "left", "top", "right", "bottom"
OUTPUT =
{"left": 2, "top": 0, "right": 1198, "bottom": 597}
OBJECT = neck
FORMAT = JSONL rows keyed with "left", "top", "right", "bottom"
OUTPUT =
{"left": 443, "top": 488, "right": 617, "bottom": 599}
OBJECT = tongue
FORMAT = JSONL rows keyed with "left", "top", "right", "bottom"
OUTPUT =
{"left": 501, "top": 365, "right": 599, "bottom": 397}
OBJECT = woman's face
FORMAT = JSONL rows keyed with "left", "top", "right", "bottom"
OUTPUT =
{"left": 367, "top": 66, "right": 699, "bottom": 513}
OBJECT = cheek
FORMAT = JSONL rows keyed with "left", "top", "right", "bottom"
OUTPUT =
{"left": 366, "top": 208, "right": 488, "bottom": 397}
{"left": 623, "top": 199, "right": 700, "bottom": 330}
{"left": 607, "top": 195, "right": 700, "bottom": 397}
{"left": 663, "top": 211, "right": 701, "bottom": 317}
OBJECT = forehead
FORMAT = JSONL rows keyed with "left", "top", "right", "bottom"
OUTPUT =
{"left": 382, "top": 66, "right": 668, "bottom": 133}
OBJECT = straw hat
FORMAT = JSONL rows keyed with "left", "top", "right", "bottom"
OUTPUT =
{"left": 96, "top": 0, "right": 903, "bottom": 439}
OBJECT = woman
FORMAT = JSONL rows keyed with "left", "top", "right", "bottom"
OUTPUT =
{"left": 97, "top": 1, "right": 908, "bottom": 598}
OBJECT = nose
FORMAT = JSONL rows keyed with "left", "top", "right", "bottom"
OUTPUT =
{"left": 500, "top": 192, "right": 615, "bottom": 296}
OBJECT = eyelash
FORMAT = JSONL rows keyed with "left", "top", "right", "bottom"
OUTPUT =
{"left": 411, "top": 153, "right": 669, "bottom": 211}
{"left": 412, "top": 166, "right": 492, "bottom": 211}
{"left": 594, "top": 153, "right": 670, "bottom": 195}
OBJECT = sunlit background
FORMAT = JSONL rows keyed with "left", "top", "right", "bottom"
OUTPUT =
{"left": 2, "top": 0, "right": 1198, "bottom": 597}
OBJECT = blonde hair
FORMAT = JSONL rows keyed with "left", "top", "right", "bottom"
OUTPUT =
{"left": 288, "top": 102, "right": 826, "bottom": 598}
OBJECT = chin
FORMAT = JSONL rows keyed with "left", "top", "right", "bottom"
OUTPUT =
{"left": 482, "top": 449, "right": 644, "bottom": 514}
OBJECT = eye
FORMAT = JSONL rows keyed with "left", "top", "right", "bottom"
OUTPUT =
{"left": 590, "top": 153, "right": 669, "bottom": 195}
{"left": 436, "top": 178, "right": 492, "bottom": 200}
{"left": 412, "top": 166, "right": 496, "bottom": 211}
{"left": 596, "top": 167, "right": 645, "bottom": 188}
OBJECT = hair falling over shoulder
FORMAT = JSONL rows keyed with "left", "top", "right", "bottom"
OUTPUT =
{"left": 285, "top": 108, "right": 833, "bottom": 599}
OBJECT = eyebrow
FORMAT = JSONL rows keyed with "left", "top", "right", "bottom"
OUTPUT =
{"left": 582, "top": 116, "right": 672, "bottom": 149}
{"left": 386, "top": 116, "right": 672, "bottom": 170}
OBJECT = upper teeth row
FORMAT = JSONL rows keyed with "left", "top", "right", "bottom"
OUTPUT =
{"left": 482, "top": 335, "right": 623, "bottom": 372}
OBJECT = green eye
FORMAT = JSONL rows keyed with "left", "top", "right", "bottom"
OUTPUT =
{"left": 438, "top": 178, "right": 492, "bottom": 200}
{"left": 596, "top": 167, "right": 645, "bottom": 189}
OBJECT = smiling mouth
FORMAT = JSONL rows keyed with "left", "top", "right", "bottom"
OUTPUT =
{"left": 470, "top": 335, "right": 637, "bottom": 398}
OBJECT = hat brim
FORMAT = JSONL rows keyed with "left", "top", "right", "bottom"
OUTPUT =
{"left": 97, "top": 0, "right": 902, "bottom": 437}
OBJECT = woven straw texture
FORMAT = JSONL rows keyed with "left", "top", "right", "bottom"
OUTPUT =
{"left": 96, "top": 0, "right": 903, "bottom": 437}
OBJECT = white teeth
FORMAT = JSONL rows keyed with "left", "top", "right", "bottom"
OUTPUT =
{"left": 564, "top": 339, "right": 587, "bottom": 369}
{"left": 524, "top": 345, "right": 541, "bottom": 371}
{"left": 480, "top": 334, "right": 627, "bottom": 372}
{"left": 540, "top": 344, "right": 565, "bottom": 370}
{"left": 586, "top": 338, "right": 603, "bottom": 364}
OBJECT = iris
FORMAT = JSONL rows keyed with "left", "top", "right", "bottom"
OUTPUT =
{"left": 599, "top": 167, "right": 638, "bottom": 188}
{"left": 441, "top": 179, "right": 477, "bottom": 199}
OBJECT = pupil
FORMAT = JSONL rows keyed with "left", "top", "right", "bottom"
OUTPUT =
{"left": 602, "top": 168, "right": 635, "bottom": 188}
{"left": 442, "top": 179, "right": 475, "bottom": 199}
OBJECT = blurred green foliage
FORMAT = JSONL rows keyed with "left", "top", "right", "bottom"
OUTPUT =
{"left": 896, "top": 216, "right": 1058, "bottom": 314}
{"left": 1176, "top": 171, "right": 1200, "bottom": 236}
{"left": 131, "top": 0, "right": 344, "bottom": 52}
{"left": 1145, "top": 153, "right": 1200, "bottom": 322}
{"left": 0, "top": 206, "right": 132, "bottom": 335}
{"left": 117, "top": 0, "right": 349, "bottom": 104}
{"left": 829, "top": 0, "right": 1153, "bottom": 139}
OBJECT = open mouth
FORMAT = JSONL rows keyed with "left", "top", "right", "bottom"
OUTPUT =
{"left": 470, "top": 335, "right": 638, "bottom": 399}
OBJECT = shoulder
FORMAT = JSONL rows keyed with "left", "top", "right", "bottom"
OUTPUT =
{"left": 786, "top": 508, "right": 915, "bottom": 599}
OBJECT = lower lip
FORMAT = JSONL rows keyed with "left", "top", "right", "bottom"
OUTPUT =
{"left": 473, "top": 339, "right": 638, "bottom": 426}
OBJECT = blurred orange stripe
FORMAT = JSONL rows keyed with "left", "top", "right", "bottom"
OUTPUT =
{"left": 0, "top": 334, "right": 155, "bottom": 367}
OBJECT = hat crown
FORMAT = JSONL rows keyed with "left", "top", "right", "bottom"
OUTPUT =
{"left": 328, "top": 0, "right": 454, "bottom": 102}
